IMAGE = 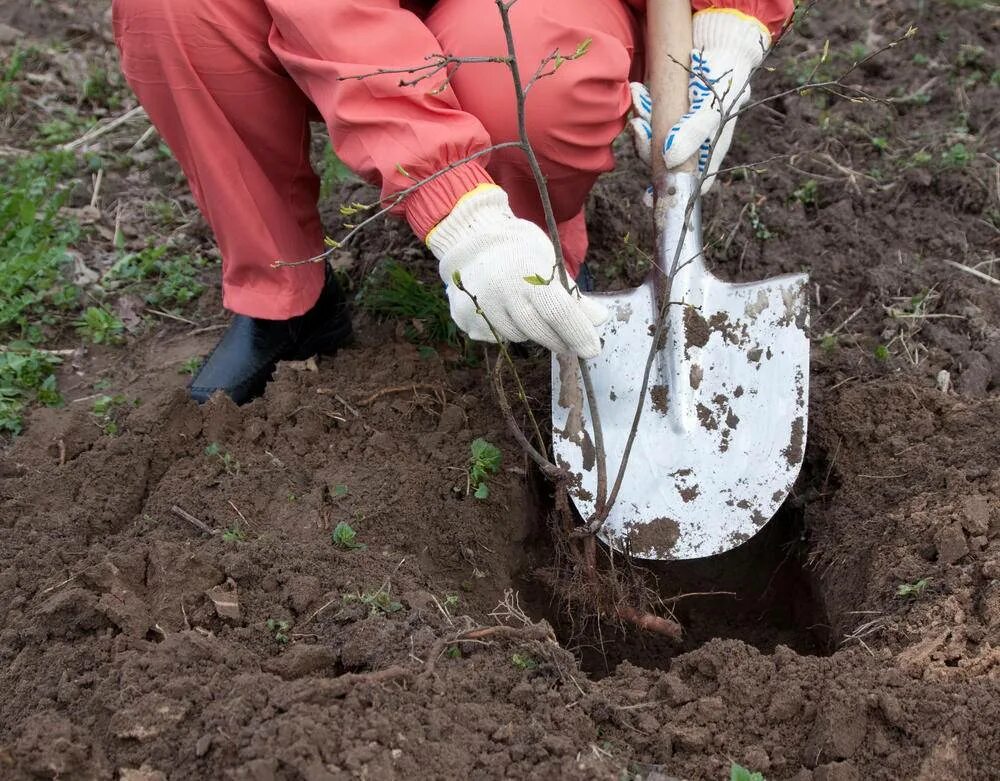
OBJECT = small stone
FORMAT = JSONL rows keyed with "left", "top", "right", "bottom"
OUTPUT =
{"left": 960, "top": 495, "right": 990, "bottom": 536}
{"left": 205, "top": 578, "right": 241, "bottom": 622}
{"left": 110, "top": 694, "right": 189, "bottom": 741}
{"left": 0, "top": 23, "right": 24, "bottom": 44}
{"left": 743, "top": 746, "right": 771, "bottom": 772}
{"left": 803, "top": 695, "right": 867, "bottom": 764}
{"left": 262, "top": 644, "right": 336, "bottom": 680}
{"left": 436, "top": 404, "right": 465, "bottom": 433}
{"left": 768, "top": 684, "right": 804, "bottom": 721}
{"left": 195, "top": 734, "right": 213, "bottom": 757}
{"left": 120, "top": 766, "right": 167, "bottom": 781}
{"left": 934, "top": 523, "right": 969, "bottom": 565}
{"left": 653, "top": 673, "right": 695, "bottom": 705}
{"left": 957, "top": 351, "right": 991, "bottom": 396}
{"left": 814, "top": 761, "right": 860, "bottom": 781}
{"left": 669, "top": 725, "right": 709, "bottom": 751}
{"left": 935, "top": 370, "right": 950, "bottom": 394}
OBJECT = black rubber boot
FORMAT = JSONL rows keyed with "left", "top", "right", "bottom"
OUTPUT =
{"left": 575, "top": 262, "right": 595, "bottom": 293}
{"left": 189, "top": 267, "right": 353, "bottom": 405}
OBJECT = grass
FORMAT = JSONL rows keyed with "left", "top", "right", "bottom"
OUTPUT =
{"left": 358, "top": 260, "right": 458, "bottom": 345}
{"left": 0, "top": 45, "right": 28, "bottom": 111}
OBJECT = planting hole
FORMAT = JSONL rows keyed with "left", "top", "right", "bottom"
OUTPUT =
{"left": 518, "top": 454, "right": 835, "bottom": 678}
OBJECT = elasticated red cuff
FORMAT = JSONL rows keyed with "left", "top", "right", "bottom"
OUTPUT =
{"left": 403, "top": 160, "right": 495, "bottom": 241}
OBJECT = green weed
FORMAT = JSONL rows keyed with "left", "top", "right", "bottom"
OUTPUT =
{"left": 75, "top": 306, "right": 124, "bottom": 345}
{"left": 205, "top": 442, "right": 241, "bottom": 476}
{"left": 897, "top": 577, "right": 931, "bottom": 598}
{"left": 345, "top": 587, "right": 404, "bottom": 617}
{"left": 873, "top": 344, "right": 891, "bottom": 361}
{"left": 81, "top": 66, "right": 122, "bottom": 108}
{"left": 0, "top": 46, "right": 27, "bottom": 111}
{"left": 37, "top": 114, "right": 93, "bottom": 146}
{"left": 469, "top": 437, "right": 502, "bottom": 500}
{"left": 731, "top": 763, "right": 766, "bottom": 781}
{"left": 747, "top": 202, "right": 774, "bottom": 241}
{"left": 791, "top": 179, "right": 819, "bottom": 208}
{"left": 178, "top": 356, "right": 202, "bottom": 376}
{"left": 266, "top": 618, "right": 291, "bottom": 644}
{"left": 331, "top": 521, "right": 365, "bottom": 551}
{"left": 358, "top": 260, "right": 458, "bottom": 345}
{"left": 106, "top": 245, "right": 207, "bottom": 309}
{"left": 92, "top": 393, "right": 128, "bottom": 435}
{"left": 0, "top": 346, "right": 62, "bottom": 435}
{"left": 320, "top": 144, "right": 355, "bottom": 200}
{"left": 511, "top": 653, "right": 538, "bottom": 671}
{"left": 941, "top": 143, "right": 972, "bottom": 169}
{"left": 222, "top": 525, "right": 246, "bottom": 543}
{"left": 0, "top": 152, "right": 80, "bottom": 338}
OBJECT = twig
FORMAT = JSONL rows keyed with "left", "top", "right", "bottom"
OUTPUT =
{"left": 146, "top": 308, "right": 198, "bottom": 326}
{"left": 271, "top": 142, "right": 522, "bottom": 268}
{"left": 356, "top": 383, "right": 442, "bottom": 406}
{"left": 170, "top": 505, "right": 217, "bottom": 536}
{"left": 62, "top": 106, "right": 147, "bottom": 151}
{"left": 942, "top": 259, "right": 1000, "bottom": 287}
{"left": 297, "top": 595, "right": 339, "bottom": 629}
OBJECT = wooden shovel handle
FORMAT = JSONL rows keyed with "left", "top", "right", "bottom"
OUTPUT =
{"left": 647, "top": 0, "right": 697, "bottom": 177}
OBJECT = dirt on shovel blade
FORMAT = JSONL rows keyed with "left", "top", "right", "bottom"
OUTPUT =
{"left": 2, "top": 0, "right": 1000, "bottom": 779}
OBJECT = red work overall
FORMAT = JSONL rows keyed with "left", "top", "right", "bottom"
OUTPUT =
{"left": 112, "top": 0, "right": 790, "bottom": 320}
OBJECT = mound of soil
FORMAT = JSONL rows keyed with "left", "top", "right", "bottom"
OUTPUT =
{"left": 2, "top": 0, "right": 1000, "bottom": 779}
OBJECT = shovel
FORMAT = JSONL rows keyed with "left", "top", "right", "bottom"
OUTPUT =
{"left": 551, "top": 0, "right": 810, "bottom": 560}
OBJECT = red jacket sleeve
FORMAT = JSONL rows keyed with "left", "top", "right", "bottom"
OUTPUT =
{"left": 265, "top": 0, "right": 495, "bottom": 240}
{"left": 625, "top": 1, "right": 793, "bottom": 39}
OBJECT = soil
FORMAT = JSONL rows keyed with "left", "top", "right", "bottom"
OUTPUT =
{"left": 2, "top": 1, "right": 1000, "bottom": 779}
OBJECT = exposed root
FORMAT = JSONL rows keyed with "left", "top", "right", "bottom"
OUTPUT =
{"left": 616, "top": 606, "right": 683, "bottom": 640}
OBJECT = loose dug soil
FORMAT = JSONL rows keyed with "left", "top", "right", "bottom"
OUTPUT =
{"left": 3, "top": 1, "right": 1000, "bottom": 779}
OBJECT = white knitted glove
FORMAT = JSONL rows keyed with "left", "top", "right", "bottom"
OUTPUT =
{"left": 629, "top": 9, "right": 772, "bottom": 195}
{"left": 428, "top": 186, "right": 608, "bottom": 358}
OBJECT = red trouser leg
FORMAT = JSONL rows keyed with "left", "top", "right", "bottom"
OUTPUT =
{"left": 112, "top": 0, "right": 325, "bottom": 319}
{"left": 425, "top": 0, "right": 641, "bottom": 279}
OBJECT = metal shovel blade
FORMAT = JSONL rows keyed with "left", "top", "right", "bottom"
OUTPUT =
{"left": 552, "top": 172, "right": 810, "bottom": 560}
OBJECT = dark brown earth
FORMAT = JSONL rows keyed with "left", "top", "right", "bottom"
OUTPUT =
{"left": 2, "top": 1, "right": 1000, "bottom": 779}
